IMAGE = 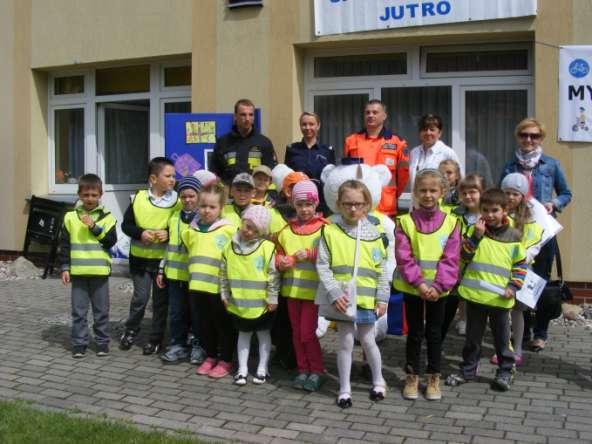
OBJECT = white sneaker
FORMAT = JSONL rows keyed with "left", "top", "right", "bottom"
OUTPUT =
{"left": 456, "top": 320, "right": 466, "bottom": 336}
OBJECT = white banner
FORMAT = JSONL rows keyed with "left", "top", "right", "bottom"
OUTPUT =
{"left": 558, "top": 46, "right": 592, "bottom": 142}
{"left": 314, "top": 0, "right": 537, "bottom": 36}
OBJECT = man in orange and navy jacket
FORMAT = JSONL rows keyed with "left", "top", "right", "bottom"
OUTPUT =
{"left": 344, "top": 99, "right": 409, "bottom": 217}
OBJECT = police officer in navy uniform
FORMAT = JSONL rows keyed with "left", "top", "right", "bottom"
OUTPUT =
{"left": 285, "top": 112, "right": 335, "bottom": 215}
{"left": 210, "top": 98, "right": 277, "bottom": 185}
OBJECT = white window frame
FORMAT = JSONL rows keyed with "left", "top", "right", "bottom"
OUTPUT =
{"left": 48, "top": 60, "right": 190, "bottom": 194}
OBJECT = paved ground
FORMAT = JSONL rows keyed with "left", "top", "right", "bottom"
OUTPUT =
{"left": 1, "top": 276, "right": 591, "bottom": 443}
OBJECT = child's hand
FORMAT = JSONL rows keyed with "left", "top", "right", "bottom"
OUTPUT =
{"left": 426, "top": 286, "right": 441, "bottom": 301}
{"left": 154, "top": 230, "right": 168, "bottom": 242}
{"left": 333, "top": 294, "right": 349, "bottom": 313}
{"left": 375, "top": 302, "right": 387, "bottom": 318}
{"left": 417, "top": 282, "right": 430, "bottom": 300}
{"left": 80, "top": 214, "right": 94, "bottom": 228}
{"left": 278, "top": 255, "right": 296, "bottom": 271}
{"left": 61, "top": 271, "right": 70, "bottom": 285}
{"left": 155, "top": 273, "right": 166, "bottom": 289}
{"left": 503, "top": 287, "right": 516, "bottom": 299}
{"left": 141, "top": 230, "right": 155, "bottom": 244}
{"left": 293, "top": 249, "right": 308, "bottom": 262}
{"left": 474, "top": 218, "right": 486, "bottom": 238}
{"left": 222, "top": 299, "right": 229, "bottom": 309}
{"left": 267, "top": 303, "right": 278, "bottom": 312}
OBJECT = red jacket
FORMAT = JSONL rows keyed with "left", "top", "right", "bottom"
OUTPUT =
{"left": 344, "top": 128, "right": 409, "bottom": 216}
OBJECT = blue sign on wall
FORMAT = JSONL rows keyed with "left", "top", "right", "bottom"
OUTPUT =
{"left": 164, "top": 111, "right": 261, "bottom": 178}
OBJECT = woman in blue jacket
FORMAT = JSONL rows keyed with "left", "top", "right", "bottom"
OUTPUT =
{"left": 500, "top": 117, "right": 573, "bottom": 352}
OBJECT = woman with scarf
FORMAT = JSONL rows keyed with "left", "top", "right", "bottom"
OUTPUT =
{"left": 500, "top": 118, "right": 572, "bottom": 352}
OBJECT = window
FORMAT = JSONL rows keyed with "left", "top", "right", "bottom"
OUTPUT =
{"left": 49, "top": 61, "right": 190, "bottom": 192}
{"left": 54, "top": 108, "right": 84, "bottom": 184}
{"left": 426, "top": 49, "right": 528, "bottom": 73}
{"left": 314, "top": 53, "right": 407, "bottom": 78}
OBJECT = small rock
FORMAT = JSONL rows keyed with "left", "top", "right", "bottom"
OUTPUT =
{"left": 562, "top": 303, "right": 583, "bottom": 321}
{"left": 9, "top": 256, "right": 41, "bottom": 279}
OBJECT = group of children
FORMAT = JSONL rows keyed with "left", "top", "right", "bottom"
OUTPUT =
{"left": 60, "top": 153, "right": 545, "bottom": 408}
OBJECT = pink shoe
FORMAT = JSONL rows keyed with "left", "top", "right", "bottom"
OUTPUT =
{"left": 208, "top": 360, "right": 233, "bottom": 379}
{"left": 515, "top": 354, "right": 524, "bottom": 367}
{"left": 196, "top": 357, "right": 217, "bottom": 375}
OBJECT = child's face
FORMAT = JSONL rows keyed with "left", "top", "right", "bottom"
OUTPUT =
{"left": 294, "top": 199, "right": 317, "bottom": 222}
{"left": 419, "top": 124, "right": 442, "bottom": 147}
{"left": 414, "top": 177, "right": 444, "bottom": 209}
{"left": 231, "top": 184, "right": 255, "bottom": 207}
{"left": 78, "top": 187, "right": 102, "bottom": 212}
{"left": 439, "top": 164, "right": 459, "bottom": 187}
{"left": 253, "top": 173, "right": 271, "bottom": 194}
{"left": 179, "top": 188, "right": 199, "bottom": 212}
{"left": 338, "top": 188, "right": 369, "bottom": 225}
{"left": 481, "top": 203, "right": 507, "bottom": 228}
{"left": 239, "top": 219, "right": 260, "bottom": 242}
{"left": 150, "top": 165, "right": 176, "bottom": 194}
{"left": 460, "top": 187, "right": 481, "bottom": 211}
{"left": 504, "top": 189, "right": 524, "bottom": 211}
{"left": 198, "top": 192, "right": 222, "bottom": 225}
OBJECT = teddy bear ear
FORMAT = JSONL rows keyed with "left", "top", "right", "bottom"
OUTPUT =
{"left": 320, "top": 164, "right": 336, "bottom": 183}
{"left": 372, "top": 164, "right": 391, "bottom": 187}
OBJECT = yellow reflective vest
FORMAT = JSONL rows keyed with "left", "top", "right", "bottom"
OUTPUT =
{"left": 458, "top": 235, "right": 526, "bottom": 309}
{"left": 129, "top": 190, "right": 181, "bottom": 260}
{"left": 393, "top": 212, "right": 458, "bottom": 297}
{"left": 163, "top": 211, "right": 191, "bottom": 282}
{"left": 322, "top": 223, "right": 386, "bottom": 310}
{"left": 277, "top": 225, "right": 324, "bottom": 301}
{"left": 181, "top": 223, "right": 236, "bottom": 294}
{"left": 223, "top": 239, "right": 276, "bottom": 319}
{"left": 63, "top": 209, "right": 117, "bottom": 276}
{"left": 221, "top": 203, "right": 244, "bottom": 229}
{"left": 508, "top": 216, "right": 544, "bottom": 251}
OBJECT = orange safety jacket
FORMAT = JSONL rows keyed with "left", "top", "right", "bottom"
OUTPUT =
{"left": 344, "top": 128, "right": 409, "bottom": 216}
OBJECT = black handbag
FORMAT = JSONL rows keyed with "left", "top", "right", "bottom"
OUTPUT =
{"left": 537, "top": 244, "right": 572, "bottom": 319}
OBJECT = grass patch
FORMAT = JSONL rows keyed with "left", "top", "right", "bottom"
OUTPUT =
{"left": 0, "top": 400, "right": 207, "bottom": 444}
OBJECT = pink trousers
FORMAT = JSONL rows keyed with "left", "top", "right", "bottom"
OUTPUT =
{"left": 287, "top": 298, "right": 324, "bottom": 374}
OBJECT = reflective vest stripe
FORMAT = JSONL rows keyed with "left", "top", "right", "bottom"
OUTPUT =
{"left": 167, "top": 244, "right": 186, "bottom": 253}
{"left": 294, "top": 262, "right": 315, "bottom": 271}
{"left": 189, "top": 256, "right": 222, "bottom": 267}
{"left": 465, "top": 262, "right": 509, "bottom": 277}
{"left": 461, "top": 278, "right": 506, "bottom": 295}
{"left": 227, "top": 296, "right": 267, "bottom": 308}
{"left": 332, "top": 265, "right": 379, "bottom": 279}
{"left": 418, "top": 259, "right": 439, "bottom": 269}
{"left": 282, "top": 277, "right": 318, "bottom": 290}
{"left": 189, "top": 272, "right": 219, "bottom": 285}
{"left": 70, "top": 258, "right": 110, "bottom": 267}
{"left": 165, "top": 260, "right": 188, "bottom": 272}
{"left": 70, "top": 243, "right": 104, "bottom": 251}
{"left": 130, "top": 239, "right": 167, "bottom": 251}
{"left": 228, "top": 279, "right": 267, "bottom": 290}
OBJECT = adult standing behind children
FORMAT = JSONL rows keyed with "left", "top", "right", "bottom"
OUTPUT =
{"left": 61, "top": 174, "right": 117, "bottom": 358}
{"left": 343, "top": 99, "right": 409, "bottom": 217}
{"left": 120, "top": 157, "right": 181, "bottom": 355}
{"left": 210, "top": 98, "right": 277, "bottom": 186}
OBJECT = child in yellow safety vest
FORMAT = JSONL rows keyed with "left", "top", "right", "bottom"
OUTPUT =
{"left": 394, "top": 169, "right": 461, "bottom": 401}
{"left": 60, "top": 174, "right": 117, "bottom": 358}
{"left": 276, "top": 180, "right": 329, "bottom": 392}
{"left": 316, "top": 180, "right": 389, "bottom": 409}
{"left": 446, "top": 188, "right": 527, "bottom": 392}
{"left": 487, "top": 173, "right": 544, "bottom": 367}
{"left": 120, "top": 157, "right": 181, "bottom": 355}
{"left": 181, "top": 184, "right": 237, "bottom": 379}
{"left": 221, "top": 205, "right": 280, "bottom": 386}
{"left": 156, "top": 176, "right": 204, "bottom": 365}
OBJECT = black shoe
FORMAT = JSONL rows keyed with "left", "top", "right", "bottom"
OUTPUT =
{"left": 119, "top": 330, "right": 137, "bottom": 350}
{"left": 336, "top": 397, "right": 352, "bottom": 409}
{"left": 491, "top": 372, "right": 514, "bottom": 392}
{"left": 369, "top": 389, "right": 385, "bottom": 401}
{"left": 96, "top": 344, "right": 109, "bottom": 357}
{"left": 142, "top": 342, "right": 161, "bottom": 355}
{"left": 72, "top": 345, "right": 87, "bottom": 359}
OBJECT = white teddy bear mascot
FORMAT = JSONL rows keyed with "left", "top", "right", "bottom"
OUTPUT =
{"left": 315, "top": 160, "right": 396, "bottom": 342}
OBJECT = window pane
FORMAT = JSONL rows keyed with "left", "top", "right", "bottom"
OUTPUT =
{"left": 54, "top": 109, "right": 84, "bottom": 184}
{"left": 96, "top": 65, "right": 150, "bottom": 95}
{"left": 426, "top": 49, "right": 528, "bottom": 73}
{"left": 465, "top": 90, "right": 527, "bottom": 188}
{"left": 164, "top": 66, "right": 191, "bottom": 87}
{"left": 104, "top": 104, "right": 149, "bottom": 184}
{"left": 314, "top": 53, "right": 406, "bottom": 78}
{"left": 165, "top": 101, "right": 191, "bottom": 113}
{"left": 314, "top": 93, "right": 369, "bottom": 159}
{"left": 54, "top": 76, "right": 84, "bottom": 95}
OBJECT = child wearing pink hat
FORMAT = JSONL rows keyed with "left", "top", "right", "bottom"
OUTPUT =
{"left": 220, "top": 205, "right": 280, "bottom": 385}
{"left": 276, "top": 180, "right": 329, "bottom": 391}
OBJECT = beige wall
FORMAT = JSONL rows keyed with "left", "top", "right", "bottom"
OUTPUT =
{"left": 31, "top": 0, "right": 192, "bottom": 69}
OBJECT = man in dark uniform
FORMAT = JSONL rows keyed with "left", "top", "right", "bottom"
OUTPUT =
{"left": 210, "top": 98, "right": 277, "bottom": 185}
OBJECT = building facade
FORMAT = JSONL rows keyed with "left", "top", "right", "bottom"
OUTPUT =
{"left": 1, "top": 0, "right": 591, "bottom": 295}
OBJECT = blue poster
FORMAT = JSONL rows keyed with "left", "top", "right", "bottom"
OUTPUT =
{"left": 164, "top": 111, "right": 261, "bottom": 178}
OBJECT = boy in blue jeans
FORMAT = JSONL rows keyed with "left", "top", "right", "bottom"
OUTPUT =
{"left": 120, "top": 157, "right": 180, "bottom": 354}
{"left": 60, "top": 174, "right": 117, "bottom": 358}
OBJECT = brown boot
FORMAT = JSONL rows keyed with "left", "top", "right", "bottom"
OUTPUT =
{"left": 425, "top": 373, "right": 442, "bottom": 401}
{"left": 403, "top": 374, "right": 419, "bottom": 400}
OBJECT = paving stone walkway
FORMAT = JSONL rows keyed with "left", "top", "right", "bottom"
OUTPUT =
{"left": 1, "top": 276, "right": 591, "bottom": 443}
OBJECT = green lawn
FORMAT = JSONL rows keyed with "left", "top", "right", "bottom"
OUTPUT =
{"left": 0, "top": 400, "right": 207, "bottom": 444}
